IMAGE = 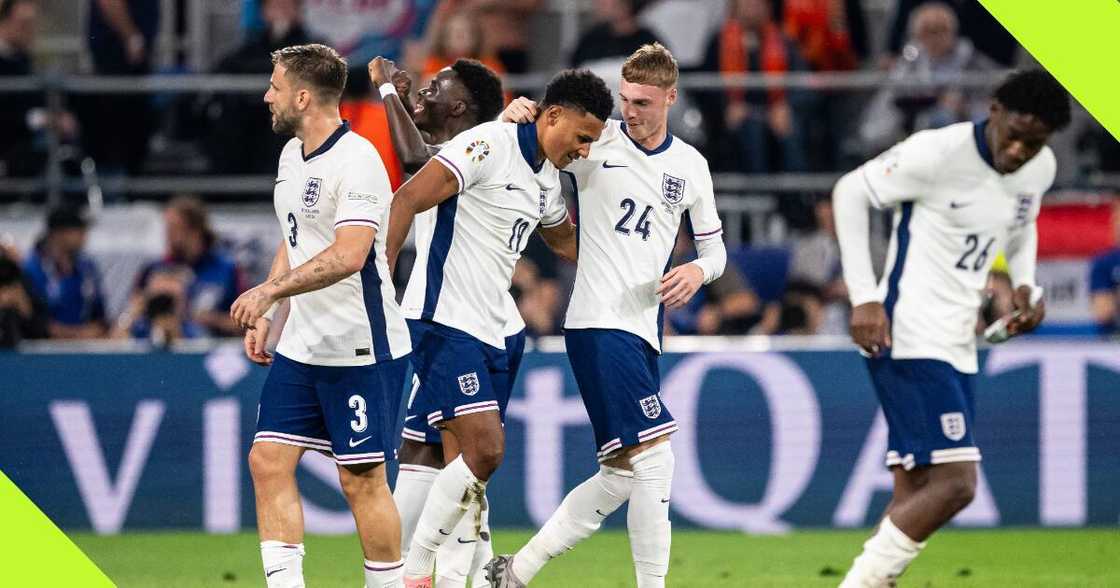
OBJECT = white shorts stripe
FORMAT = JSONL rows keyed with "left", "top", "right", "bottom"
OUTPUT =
{"left": 637, "top": 421, "right": 678, "bottom": 440}
{"left": 454, "top": 405, "right": 501, "bottom": 418}
{"left": 401, "top": 427, "right": 428, "bottom": 442}
{"left": 931, "top": 447, "right": 982, "bottom": 464}
{"left": 254, "top": 431, "right": 331, "bottom": 451}
{"left": 454, "top": 400, "right": 499, "bottom": 413}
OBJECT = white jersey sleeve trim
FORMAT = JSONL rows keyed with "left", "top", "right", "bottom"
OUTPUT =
{"left": 692, "top": 226, "right": 724, "bottom": 241}
{"left": 540, "top": 211, "right": 570, "bottom": 229}
{"left": 334, "top": 218, "right": 380, "bottom": 229}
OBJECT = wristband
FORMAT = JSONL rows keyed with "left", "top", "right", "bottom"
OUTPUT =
{"left": 378, "top": 83, "right": 398, "bottom": 99}
{"left": 262, "top": 302, "right": 279, "bottom": 322}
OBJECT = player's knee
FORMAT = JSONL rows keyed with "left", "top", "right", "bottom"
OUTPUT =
{"left": 935, "top": 472, "right": 977, "bottom": 511}
{"left": 337, "top": 464, "right": 382, "bottom": 500}
{"left": 462, "top": 438, "right": 504, "bottom": 480}
{"left": 248, "top": 444, "right": 292, "bottom": 484}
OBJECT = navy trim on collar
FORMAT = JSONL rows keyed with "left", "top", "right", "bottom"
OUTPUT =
{"left": 303, "top": 120, "right": 350, "bottom": 161}
{"left": 973, "top": 119, "right": 997, "bottom": 171}
{"left": 517, "top": 122, "right": 544, "bottom": 173}
{"left": 620, "top": 120, "right": 673, "bottom": 155}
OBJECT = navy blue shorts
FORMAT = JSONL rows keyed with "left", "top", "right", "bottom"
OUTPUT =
{"left": 867, "top": 357, "right": 981, "bottom": 470}
{"left": 254, "top": 352, "right": 410, "bottom": 465}
{"left": 401, "top": 320, "right": 515, "bottom": 443}
{"left": 565, "top": 328, "right": 676, "bottom": 460}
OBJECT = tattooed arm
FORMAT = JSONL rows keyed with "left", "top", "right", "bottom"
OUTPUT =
{"left": 230, "top": 226, "right": 375, "bottom": 329}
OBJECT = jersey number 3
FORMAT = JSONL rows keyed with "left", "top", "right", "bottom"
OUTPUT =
{"left": 287, "top": 212, "right": 299, "bottom": 247}
{"left": 955, "top": 234, "right": 994, "bottom": 272}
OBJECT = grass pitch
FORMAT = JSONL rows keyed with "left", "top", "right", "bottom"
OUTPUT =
{"left": 72, "top": 528, "right": 1119, "bottom": 587}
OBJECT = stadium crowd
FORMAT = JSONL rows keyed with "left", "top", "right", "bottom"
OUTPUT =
{"left": 1, "top": 0, "right": 1118, "bottom": 347}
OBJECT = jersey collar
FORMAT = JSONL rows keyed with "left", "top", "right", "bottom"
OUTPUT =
{"left": 517, "top": 122, "right": 544, "bottom": 173}
{"left": 620, "top": 120, "right": 672, "bottom": 155}
{"left": 973, "top": 119, "right": 997, "bottom": 172}
{"left": 303, "top": 120, "right": 350, "bottom": 162}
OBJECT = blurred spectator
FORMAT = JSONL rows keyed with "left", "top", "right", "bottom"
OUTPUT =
{"left": 788, "top": 196, "right": 848, "bottom": 333}
{"left": 81, "top": 0, "right": 160, "bottom": 176}
{"left": 569, "top": 0, "right": 662, "bottom": 69}
{"left": 1090, "top": 202, "right": 1120, "bottom": 334}
{"left": 21, "top": 208, "right": 107, "bottom": 339}
{"left": 886, "top": 0, "right": 1018, "bottom": 67}
{"left": 756, "top": 279, "right": 824, "bottom": 335}
{"left": 0, "top": 0, "right": 79, "bottom": 177}
{"left": 699, "top": 0, "right": 811, "bottom": 174}
{"left": 421, "top": 9, "right": 505, "bottom": 79}
{"left": 858, "top": 2, "right": 996, "bottom": 153}
{"left": 113, "top": 262, "right": 202, "bottom": 346}
{"left": 121, "top": 196, "right": 243, "bottom": 338}
{"left": 433, "top": 0, "right": 542, "bottom": 74}
{"left": 781, "top": 0, "right": 868, "bottom": 172}
{"left": 206, "top": 0, "right": 318, "bottom": 174}
{"left": 299, "top": 0, "right": 439, "bottom": 67}
{"left": 667, "top": 230, "right": 761, "bottom": 335}
{"left": 512, "top": 256, "right": 561, "bottom": 336}
{"left": 0, "top": 243, "right": 48, "bottom": 348}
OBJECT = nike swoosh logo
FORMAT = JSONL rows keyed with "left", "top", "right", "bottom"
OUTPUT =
{"left": 274, "top": 179, "right": 286, "bottom": 185}
{"left": 438, "top": 528, "right": 452, "bottom": 536}
{"left": 265, "top": 567, "right": 286, "bottom": 578}
{"left": 457, "top": 538, "right": 477, "bottom": 544}
{"left": 595, "top": 509, "right": 608, "bottom": 517}
{"left": 949, "top": 201, "right": 971, "bottom": 209}
{"left": 404, "top": 415, "right": 416, "bottom": 421}
{"left": 602, "top": 162, "right": 627, "bottom": 169}
{"left": 348, "top": 435, "right": 372, "bottom": 448}
{"left": 505, "top": 183, "right": 522, "bottom": 191}
{"left": 660, "top": 498, "right": 670, "bottom": 503}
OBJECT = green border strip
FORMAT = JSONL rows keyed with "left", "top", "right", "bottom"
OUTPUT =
{"left": 981, "top": 0, "right": 1120, "bottom": 140}
{"left": 0, "top": 471, "right": 114, "bottom": 586}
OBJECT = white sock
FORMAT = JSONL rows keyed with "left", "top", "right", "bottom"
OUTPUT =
{"left": 511, "top": 465, "right": 634, "bottom": 583}
{"left": 364, "top": 558, "right": 404, "bottom": 588}
{"left": 627, "top": 443, "right": 674, "bottom": 588}
{"left": 839, "top": 516, "right": 926, "bottom": 588}
{"left": 404, "top": 456, "right": 485, "bottom": 578}
{"left": 468, "top": 496, "right": 493, "bottom": 588}
{"left": 394, "top": 464, "right": 440, "bottom": 558}
{"left": 434, "top": 497, "right": 483, "bottom": 587}
{"left": 260, "top": 540, "right": 305, "bottom": 588}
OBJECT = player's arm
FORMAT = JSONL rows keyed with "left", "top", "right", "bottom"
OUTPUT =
{"left": 500, "top": 97, "right": 540, "bottom": 124}
{"left": 660, "top": 171, "right": 727, "bottom": 309}
{"left": 1003, "top": 220, "right": 1045, "bottom": 335}
{"left": 232, "top": 227, "right": 376, "bottom": 331}
{"left": 369, "top": 57, "right": 434, "bottom": 173}
{"left": 833, "top": 170, "right": 890, "bottom": 354}
{"left": 538, "top": 218, "right": 577, "bottom": 262}
{"left": 241, "top": 243, "right": 289, "bottom": 365}
{"left": 386, "top": 159, "right": 460, "bottom": 271}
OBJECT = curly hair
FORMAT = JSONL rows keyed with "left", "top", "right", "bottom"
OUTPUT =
{"left": 994, "top": 69, "right": 1071, "bottom": 131}
{"left": 451, "top": 58, "right": 505, "bottom": 124}
{"left": 541, "top": 69, "right": 614, "bottom": 122}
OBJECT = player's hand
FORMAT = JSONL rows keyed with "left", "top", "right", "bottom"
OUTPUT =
{"left": 657, "top": 263, "right": 704, "bottom": 309}
{"left": 391, "top": 68, "right": 412, "bottom": 98}
{"left": 230, "top": 284, "right": 277, "bottom": 331}
{"left": 850, "top": 301, "right": 891, "bottom": 356}
{"left": 501, "top": 97, "right": 539, "bottom": 123}
{"left": 243, "top": 318, "right": 273, "bottom": 365}
{"left": 1007, "top": 285, "right": 1045, "bottom": 335}
{"left": 368, "top": 56, "right": 398, "bottom": 88}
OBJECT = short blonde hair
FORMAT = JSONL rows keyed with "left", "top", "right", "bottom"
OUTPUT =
{"left": 621, "top": 43, "right": 678, "bottom": 89}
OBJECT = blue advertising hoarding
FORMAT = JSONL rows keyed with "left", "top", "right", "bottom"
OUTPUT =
{"left": 2, "top": 342, "right": 1118, "bottom": 534}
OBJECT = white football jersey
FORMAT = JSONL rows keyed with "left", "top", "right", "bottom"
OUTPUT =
{"left": 401, "top": 121, "right": 566, "bottom": 348}
{"left": 273, "top": 122, "right": 411, "bottom": 366}
{"left": 859, "top": 121, "right": 1055, "bottom": 373}
{"left": 416, "top": 142, "right": 526, "bottom": 339}
{"left": 563, "top": 121, "right": 723, "bottom": 352}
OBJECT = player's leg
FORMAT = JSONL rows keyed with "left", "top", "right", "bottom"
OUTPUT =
{"left": 396, "top": 440, "right": 444, "bottom": 559}
{"left": 614, "top": 437, "right": 674, "bottom": 588}
{"left": 404, "top": 329, "right": 505, "bottom": 584}
{"left": 319, "top": 356, "right": 411, "bottom": 587}
{"left": 252, "top": 354, "right": 329, "bottom": 588}
{"left": 840, "top": 359, "right": 980, "bottom": 588}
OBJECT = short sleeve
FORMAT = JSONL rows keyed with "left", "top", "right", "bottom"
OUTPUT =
{"left": 334, "top": 149, "right": 394, "bottom": 231}
{"left": 432, "top": 124, "right": 503, "bottom": 194}
{"left": 540, "top": 183, "right": 569, "bottom": 228}
{"left": 685, "top": 162, "right": 723, "bottom": 241}
{"left": 859, "top": 130, "right": 942, "bottom": 209}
